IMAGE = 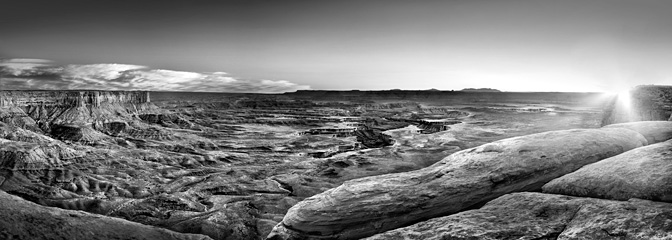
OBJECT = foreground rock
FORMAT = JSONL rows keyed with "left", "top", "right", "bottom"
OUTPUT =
{"left": 364, "top": 192, "right": 672, "bottom": 240}
{"left": 603, "top": 121, "right": 672, "bottom": 144}
{"left": 268, "top": 128, "right": 647, "bottom": 240}
{"left": 0, "top": 190, "right": 212, "bottom": 240}
{"left": 543, "top": 139, "right": 672, "bottom": 202}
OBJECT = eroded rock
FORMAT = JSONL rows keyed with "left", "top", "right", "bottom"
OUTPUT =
{"left": 0, "top": 190, "right": 212, "bottom": 240}
{"left": 364, "top": 192, "right": 672, "bottom": 240}
{"left": 268, "top": 128, "right": 648, "bottom": 240}
{"left": 543, "top": 139, "right": 672, "bottom": 202}
{"left": 50, "top": 124, "right": 115, "bottom": 145}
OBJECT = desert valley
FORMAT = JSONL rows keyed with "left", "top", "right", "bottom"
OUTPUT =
{"left": 0, "top": 86, "right": 671, "bottom": 239}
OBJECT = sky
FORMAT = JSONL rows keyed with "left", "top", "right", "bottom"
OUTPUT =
{"left": 1, "top": 0, "right": 671, "bottom": 93}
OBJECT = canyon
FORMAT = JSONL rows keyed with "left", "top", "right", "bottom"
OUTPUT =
{"left": 0, "top": 87, "right": 671, "bottom": 239}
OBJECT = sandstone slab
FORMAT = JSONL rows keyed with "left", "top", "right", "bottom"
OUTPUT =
{"left": 603, "top": 121, "right": 672, "bottom": 144}
{"left": 543, "top": 139, "right": 672, "bottom": 202}
{"left": 268, "top": 128, "right": 647, "bottom": 240}
{"left": 364, "top": 192, "right": 672, "bottom": 240}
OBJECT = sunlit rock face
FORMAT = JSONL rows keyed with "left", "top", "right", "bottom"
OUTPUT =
{"left": 602, "top": 121, "right": 672, "bottom": 144}
{"left": 364, "top": 192, "right": 672, "bottom": 240}
{"left": 0, "top": 90, "right": 156, "bottom": 132}
{"left": 601, "top": 85, "right": 672, "bottom": 125}
{"left": 543, "top": 138, "right": 672, "bottom": 202}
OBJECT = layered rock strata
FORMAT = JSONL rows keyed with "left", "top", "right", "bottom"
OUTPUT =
{"left": 0, "top": 90, "right": 155, "bottom": 130}
{"left": 0, "top": 90, "right": 161, "bottom": 144}
{"left": 543, "top": 139, "right": 672, "bottom": 202}
{"left": 0, "top": 90, "right": 150, "bottom": 107}
{"left": 364, "top": 192, "right": 672, "bottom": 240}
{"left": 268, "top": 127, "right": 649, "bottom": 239}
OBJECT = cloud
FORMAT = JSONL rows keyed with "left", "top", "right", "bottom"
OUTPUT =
{"left": 0, "top": 58, "right": 58, "bottom": 76}
{"left": 0, "top": 58, "right": 310, "bottom": 93}
{"left": 63, "top": 64, "right": 147, "bottom": 80}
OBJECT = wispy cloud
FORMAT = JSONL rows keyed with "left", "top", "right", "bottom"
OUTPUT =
{"left": 0, "top": 58, "right": 310, "bottom": 93}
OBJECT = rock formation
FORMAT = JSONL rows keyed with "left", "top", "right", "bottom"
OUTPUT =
{"left": 602, "top": 121, "right": 672, "bottom": 144}
{"left": 0, "top": 190, "right": 212, "bottom": 240}
{"left": 0, "top": 90, "right": 167, "bottom": 145}
{"left": 543, "top": 139, "right": 672, "bottom": 202}
{"left": 364, "top": 192, "right": 672, "bottom": 240}
{"left": 267, "top": 127, "right": 649, "bottom": 240}
{"left": 353, "top": 129, "right": 394, "bottom": 148}
{"left": 0, "top": 90, "right": 150, "bottom": 107}
{"left": 0, "top": 90, "right": 156, "bottom": 132}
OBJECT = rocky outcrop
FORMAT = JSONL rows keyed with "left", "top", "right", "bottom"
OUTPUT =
{"left": 0, "top": 90, "right": 150, "bottom": 107}
{"left": 267, "top": 128, "right": 648, "bottom": 240}
{"left": 353, "top": 129, "right": 394, "bottom": 148}
{"left": 0, "top": 138, "right": 82, "bottom": 170}
{"left": 364, "top": 192, "right": 672, "bottom": 240}
{"left": 0, "top": 90, "right": 157, "bottom": 133}
{"left": 50, "top": 124, "right": 116, "bottom": 145}
{"left": 543, "top": 139, "right": 672, "bottom": 202}
{"left": 601, "top": 85, "right": 672, "bottom": 125}
{"left": 0, "top": 190, "right": 211, "bottom": 240}
{"left": 0, "top": 138, "right": 101, "bottom": 200}
{"left": 0, "top": 90, "right": 166, "bottom": 146}
{"left": 0, "top": 106, "right": 41, "bottom": 131}
{"left": 139, "top": 113, "right": 196, "bottom": 129}
{"left": 602, "top": 121, "right": 672, "bottom": 144}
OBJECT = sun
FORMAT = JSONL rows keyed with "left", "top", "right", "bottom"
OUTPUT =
{"left": 604, "top": 85, "right": 633, "bottom": 104}
{"left": 606, "top": 87, "right": 634, "bottom": 121}
{"left": 615, "top": 89, "right": 631, "bottom": 108}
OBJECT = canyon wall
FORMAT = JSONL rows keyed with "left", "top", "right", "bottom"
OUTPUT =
{"left": 0, "top": 90, "right": 150, "bottom": 107}
{"left": 0, "top": 90, "right": 157, "bottom": 141}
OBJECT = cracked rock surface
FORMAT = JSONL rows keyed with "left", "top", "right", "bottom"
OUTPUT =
{"left": 544, "top": 139, "right": 672, "bottom": 202}
{"left": 364, "top": 192, "right": 672, "bottom": 240}
{"left": 268, "top": 128, "right": 648, "bottom": 239}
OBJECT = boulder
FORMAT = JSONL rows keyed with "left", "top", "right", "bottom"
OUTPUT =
{"left": 543, "top": 139, "right": 672, "bottom": 202}
{"left": 364, "top": 192, "right": 672, "bottom": 240}
{"left": 267, "top": 128, "right": 647, "bottom": 240}
{"left": 603, "top": 121, "right": 672, "bottom": 144}
{"left": 0, "top": 190, "right": 212, "bottom": 240}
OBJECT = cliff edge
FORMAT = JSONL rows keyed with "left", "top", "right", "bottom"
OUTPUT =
{"left": 0, "top": 90, "right": 150, "bottom": 107}
{"left": 0, "top": 90, "right": 159, "bottom": 143}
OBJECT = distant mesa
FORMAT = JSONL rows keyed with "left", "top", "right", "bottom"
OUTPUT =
{"left": 460, "top": 88, "right": 501, "bottom": 92}
{"left": 386, "top": 88, "right": 441, "bottom": 91}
